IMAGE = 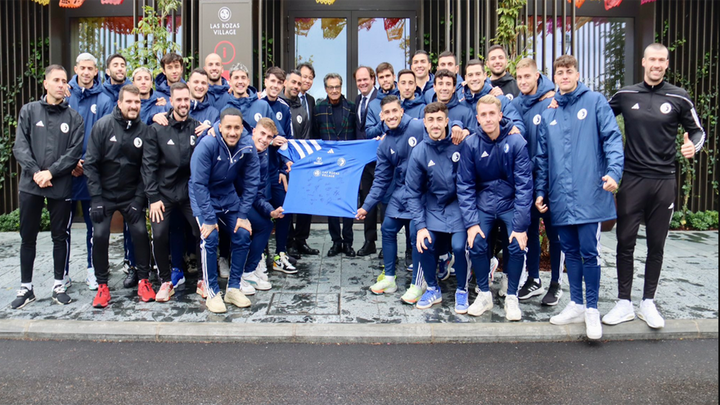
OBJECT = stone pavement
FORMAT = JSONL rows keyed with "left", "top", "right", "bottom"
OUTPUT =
{"left": 0, "top": 224, "right": 717, "bottom": 342}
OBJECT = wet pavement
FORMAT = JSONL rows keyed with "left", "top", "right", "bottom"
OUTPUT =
{"left": 0, "top": 225, "right": 717, "bottom": 324}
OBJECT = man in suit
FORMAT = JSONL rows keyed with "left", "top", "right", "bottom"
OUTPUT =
{"left": 353, "top": 66, "right": 380, "bottom": 257}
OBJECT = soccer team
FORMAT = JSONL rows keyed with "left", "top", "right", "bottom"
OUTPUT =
{"left": 10, "top": 43, "right": 705, "bottom": 340}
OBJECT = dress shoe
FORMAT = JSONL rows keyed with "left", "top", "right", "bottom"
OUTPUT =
{"left": 286, "top": 245, "right": 302, "bottom": 260}
{"left": 357, "top": 241, "right": 376, "bottom": 257}
{"left": 296, "top": 241, "right": 319, "bottom": 255}
{"left": 327, "top": 242, "right": 343, "bottom": 257}
{"left": 343, "top": 244, "right": 356, "bottom": 257}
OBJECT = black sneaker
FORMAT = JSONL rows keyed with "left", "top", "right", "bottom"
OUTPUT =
{"left": 518, "top": 279, "right": 545, "bottom": 300}
{"left": 11, "top": 287, "right": 35, "bottom": 309}
{"left": 123, "top": 267, "right": 139, "bottom": 288}
{"left": 52, "top": 285, "right": 72, "bottom": 305}
{"left": 404, "top": 251, "right": 412, "bottom": 268}
{"left": 542, "top": 282, "right": 563, "bottom": 306}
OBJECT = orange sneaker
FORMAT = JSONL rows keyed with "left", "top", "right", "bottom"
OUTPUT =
{"left": 137, "top": 279, "right": 156, "bottom": 302}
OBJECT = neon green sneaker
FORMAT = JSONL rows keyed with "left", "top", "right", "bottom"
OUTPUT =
{"left": 369, "top": 276, "right": 397, "bottom": 295}
{"left": 401, "top": 284, "right": 425, "bottom": 304}
{"left": 376, "top": 268, "right": 385, "bottom": 282}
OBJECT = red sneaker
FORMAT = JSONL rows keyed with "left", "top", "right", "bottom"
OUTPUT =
{"left": 196, "top": 280, "right": 208, "bottom": 299}
{"left": 137, "top": 279, "right": 156, "bottom": 302}
{"left": 93, "top": 284, "right": 111, "bottom": 308}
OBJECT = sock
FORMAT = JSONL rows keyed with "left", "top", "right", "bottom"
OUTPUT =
{"left": 534, "top": 278, "right": 541, "bottom": 283}
{"left": 21, "top": 283, "right": 33, "bottom": 291}
{"left": 54, "top": 279, "right": 63, "bottom": 287}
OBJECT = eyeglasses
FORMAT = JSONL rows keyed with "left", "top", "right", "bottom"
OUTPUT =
{"left": 325, "top": 85, "right": 342, "bottom": 91}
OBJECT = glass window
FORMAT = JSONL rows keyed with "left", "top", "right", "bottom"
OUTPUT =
{"left": 357, "top": 18, "right": 411, "bottom": 81}
{"left": 295, "top": 17, "right": 348, "bottom": 100}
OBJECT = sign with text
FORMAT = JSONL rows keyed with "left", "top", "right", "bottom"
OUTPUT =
{"left": 199, "top": 0, "right": 252, "bottom": 80}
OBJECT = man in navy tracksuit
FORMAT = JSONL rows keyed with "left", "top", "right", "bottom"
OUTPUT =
{"left": 424, "top": 70, "right": 476, "bottom": 132}
{"left": 356, "top": 95, "right": 424, "bottom": 302}
{"left": 217, "top": 64, "right": 274, "bottom": 128}
{"left": 154, "top": 52, "right": 185, "bottom": 101}
{"left": 457, "top": 95, "right": 532, "bottom": 321}
{"left": 364, "top": 63, "right": 401, "bottom": 139}
{"left": 512, "top": 58, "right": 564, "bottom": 306}
{"left": 396, "top": 69, "right": 426, "bottom": 119}
{"left": 405, "top": 102, "right": 470, "bottom": 313}
{"left": 535, "top": 55, "right": 624, "bottom": 340}
{"left": 66, "top": 53, "right": 113, "bottom": 291}
{"left": 204, "top": 53, "right": 232, "bottom": 111}
{"left": 241, "top": 118, "right": 286, "bottom": 293}
{"left": 133, "top": 67, "right": 169, "bottom": 125}
{"left": 189, "top": 107, "right": 261, "bottom": 313}
{"left": 188, "top": 68, "right": 220, "bottom": 126}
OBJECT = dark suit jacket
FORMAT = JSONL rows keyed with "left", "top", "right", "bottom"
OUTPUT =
{"left": 354, "top": 88, "right": 377, "bottom": 140}
{"left": 312, "top": 95, "right": 357, "bottom": 141}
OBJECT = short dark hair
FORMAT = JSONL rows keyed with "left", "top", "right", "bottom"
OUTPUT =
{"left": 380, "top": 95, "right": 401, "bottom": 108}
{"left": 265, "top": 66, "right": 286, "bottom": 82}
{"left": 220, "top": 107, "right": 243, "bottom": 123}
{"left": 170, "top": 82, "right": 189, "bottom": 97}
{"left": 554, "top": 55, "right": 578, "bottom": 71}
{"left": 466, "top": 58, "right": 485, "bottom": 71}
{"left": 413, "top": 50, "right": 430, "bottom": 60}
{"left": 118, "top": 84, "right": 140, "bottom": 101}
{"left": 44, "top": 64, "right": 67, "bottom": 79}
{"left": 424, "top": 101, "right": 449, "bottom": 117}
{"left": 286, "top": 69, "right": 302, "bottom": 79}
{"left": 397, "top": 69, "right": 415, "bottom": 81}
{"left": 434, "top": 69, "right": 457, "bottom": 87}
{"left": 376, "top": 62, "right": 394, "bottom": 76}
{"left": 487, "top": 45, "right": 508, "bottom": 58}
{"left": 438, "top": 51, "right": 457, "bottom": 62}
{"left": 189, "top": 67, "right": 208, "bottom": 78}
{"left": 105, "top": 53, "right": 126, "bottom": 68}
{"left": 296, "top": 62, "right": 316, "bottom": 78}
{"left": 353, "top": 66, "right": 376, "bottom": 81}
{"left": 160, "top": 52, "right": 184, "bottom": 69}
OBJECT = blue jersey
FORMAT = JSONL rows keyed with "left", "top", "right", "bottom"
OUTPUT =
{"left": 278, "top": 139, "right": 379, "bottom": 217}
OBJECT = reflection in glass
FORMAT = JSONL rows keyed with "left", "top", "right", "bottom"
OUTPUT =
{"left": 295, "top": 17, "right": 348, "bottom": 100}
{"left": 357, "top": 18, "right": 411, "bottom": 88}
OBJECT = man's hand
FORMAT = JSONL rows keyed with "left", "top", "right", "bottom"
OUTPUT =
{"left": 602, "top": 175, "right": 618, "bottom": 192}
{"left": 195, "top": 122, "right": 211, "bottom": 135}
{"left": 535, "top": 196, "right": 548, "bottom": 213}
{"left": 509, "top": 231, "right": 528, "bottom": 251}
{"left": 156, "top": 97, "right": 167, "bottom": 106}
{"left": 356, "top": 208, "right": 367, "bottom": 220}
{"left": 681, "top": 133, "right": 696, "bottom": 159}
{"left": 451, "top": 126, "right": 470, "bottom": 145}
{"left": 279, "top": 173, "right": 288, "bottom": 192}
{"left": 33, "top": 170, "right": 53, "bottom": 188}
{"left": 152, "top": 113, "right": 169, "bottom": 126}
{"left": 547, "top": 98, "right": 558, "bottom": 109}
{"left": 207, "top": 127, "right": 216, "bottom": 137}
{"left": 71, "top": 159, "right": 84, "bottom": 177}
{"left": 149, "top": 200, "right": 165, "bottom": 223}
{"left": 270, "top": 207, "right": 285, "bottom": 219}
{"left": 416, "top": 228, "right": 432, "bottom": 253}
{"left": 125, "top": 201, "right": 145, "bottom": 224}
{"left": 90, "top": 200, "right": 105, "bottom": 223}
{"left": 201, "top": 223, "right": 218, "bottom": 239}
{"left": 539, "top": 91, "right": 556, "bottom": 101}
{"left": 286, "top": 161, "right": 293, "bottom": 173}
{"left": 490, "top": 87, "right": 504, "bottom": 97}
{"left": 235, "top": 217, "right": 252, "bottom": 235}
{"left": 272, "top": 136, "right": 288, "bottom": 148}
{"left": 466, "top": 224, "right": 485, "bottom": 248}
{"left": 510, "top": 126, "right": 520, "bottom": 135}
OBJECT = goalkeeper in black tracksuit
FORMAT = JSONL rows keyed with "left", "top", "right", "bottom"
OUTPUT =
{"left": 603, "top": 43, "right": 706, "bottom": 329}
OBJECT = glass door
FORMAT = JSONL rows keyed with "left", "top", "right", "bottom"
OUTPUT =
{"left": 293, "top": 16, "right": 349, "bottom": 100}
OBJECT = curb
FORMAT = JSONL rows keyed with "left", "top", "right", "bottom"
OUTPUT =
{"left": 0, "top": 318, "right": 717, "bottom": 344}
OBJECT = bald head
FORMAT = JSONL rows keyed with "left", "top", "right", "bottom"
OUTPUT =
{"left": 643, "top": 43, "right": 669, "bottom": 59}
{"left": 204, "top": 53, "right": 224, "bottom": 84}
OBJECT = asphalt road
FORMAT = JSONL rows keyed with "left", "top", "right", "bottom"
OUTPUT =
{"left": 0, "top": 338, "right": 717, "bottom": 404}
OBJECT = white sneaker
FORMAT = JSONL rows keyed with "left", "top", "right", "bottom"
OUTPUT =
{"left": 85, "top": 268, "right": 98, "bottom": 290}
{"left": 602, "top": 299, "right": 635, "bottom": 325}
{"left": 218, "top": 257, "right": 230, "bottom": 279}
{"left": 254, "top": 254, "right": 269, "bottom": 281}
{"left": 239, "top": 279, "right": 256, "bottom": 296}
{"left": 273, "top": 252, "right": 298, "bottom": 274}
{"left": 62, "top": 275, "right": 73, "bottom": 290}
{"left": 468, "top": 291, "right": 494, "bottom": 317}
{"left": 550, "top": 301, "right": 586, "bottom": 325}
{"left": 504, "top": 295, "right": 522, "bottom": 321}
{"left": 242, "top": 271, "right": 272, "bottom": 291}
{"left": 638, "top": 299, "right": 665, "bottom": 329}
{"left": 585, "top": 308, "right": 603, "bottom": 340}
{"left": 498, "top": 274, "right": 508, "bottom": 297}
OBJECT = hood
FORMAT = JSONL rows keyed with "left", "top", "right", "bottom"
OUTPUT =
{"left": 154, "top": 73, "right": 169, "bottom": 95}
{"left": 513, "top": 74, "right": 555, "bottom": 116}
{"left": 40, "top": 95, "right": 70, "bottom": 112}
{"left": 383, "top": 112, "right": 412, "bottom": 135}
{"left": 376, "top": 86, "right": 400, "bottom": 102}
{"left": 111, "top": 105, "right": 142, "bottom": 130}
{"left": 555, "top": 82, "right": 590, "bottom": 107}
{"left": 478, "top": 117, "right": 513, "bottom": 144}
{"left": 422, "top": 124, "right": 453, "bottom": 151}
{"left": 460, "top": 78, "right": 493, "bottom": 104}
{"left": 210, "top": 121, "right": 253, "bottom": 155}
{"left": 208, "top": 77, "right": 231, "bottom": 96}
{"left": 402, "top": 90, "right": 425, "bottom": 108}
{"left": 491, "top": 72, "right": 515, "bottom": 86}
{"left": 140, "top": 89, "right": 160, "bottom": 115}
{"left": 69, "top": 75, "right": 104, "bottom": 98}
{"left": 103, "top": 74, "right": 133, "bottom": 99}
{"left": 227, "top": 86, "right": 260, "bottom": 112}
{"left": 190, "top": 96, "right": 213, "bottom": 113}
{"left": 281, "top": 94, "right": 301, "bottom": 108}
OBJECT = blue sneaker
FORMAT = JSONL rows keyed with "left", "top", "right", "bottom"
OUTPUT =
{"left": 416, "top": 287, "right": 442, "bottom": 309}
{"left": 437, "top": 253, "right": 453, "bottom": 281}
{"left": 455, "top": 289, "right": 469, "bottom": 314}
{"left": 171, "top": 267, "right": 185, "bottom": 287}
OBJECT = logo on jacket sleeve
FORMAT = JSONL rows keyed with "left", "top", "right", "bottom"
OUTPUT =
{"left": 631, "top": 103, "right": 640, "bottom": 110}
{"left": 91, "top": 104, "right": 97, "bottom": 114}
{"left": 134, "top": 137, "right": 143, "bottom": 148}
{"left": 660, "top": 102, "right": 672, "bottom": 114}
{"left": 254, "top": 113, "right": 262, "bottom": 122}
{"left": 276, "top": 111, "right": 283, "bottom": 121}
{"left": 549, "top": 120, "right": 557, "bottom": 126}
{"left": 408, "top": 137, "right": 417, "bottom": 147}
{"left": 190, "top": 135, "right": 197, "bottom": 146}
{"left": 506, "top": 94, "right": 514, "bottom": 101}
{"left": 60, "top": 123, "right": 69, "bottom": 133}
{"left": 110, "top": 135, "right": 117, "bottom": 142}
{"left": 577, "top": 108, "right": 588, "bottom": 120}
{"left": 35, "top": 120, "right": 44, "bottom": 127}
{"left": 452, "top": 152, "right": 460, "bottom": 162}
{"left": 203, "top": 120, "right": 211, "bottom": 126}
{"left": 533, "top": 114, "right": 541, "bottom": 125}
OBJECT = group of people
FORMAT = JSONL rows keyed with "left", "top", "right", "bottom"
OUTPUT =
{"left": 10, "top": 42, "right": 705, "bottom": 339}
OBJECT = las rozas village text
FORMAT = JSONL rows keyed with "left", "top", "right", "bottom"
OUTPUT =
{"left": 211, "top": 23, "right": 240, "bottom": 35}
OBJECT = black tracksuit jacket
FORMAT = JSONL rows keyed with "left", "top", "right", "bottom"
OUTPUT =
{"left": 142, "top": 109, "right": 200, "bottom": 205}
{"left": 84, "top": 106, "right": 148, "bottom": 205}
{"left": 13, "top": 97, "right": 85, "bottom": 200}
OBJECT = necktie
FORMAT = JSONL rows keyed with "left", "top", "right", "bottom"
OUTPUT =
{"left": 301, "top": 94, "right": 308, "bottom": 116}
{"left": 359, "top": 96, "right": 367, "bottom": 119}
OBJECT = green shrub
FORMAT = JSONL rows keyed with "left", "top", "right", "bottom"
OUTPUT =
{"left": 670, "top": 210, "right": 719, "bottom": 231}
{"left": 0, "top": 207, "right": 51, "bottom": 232}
